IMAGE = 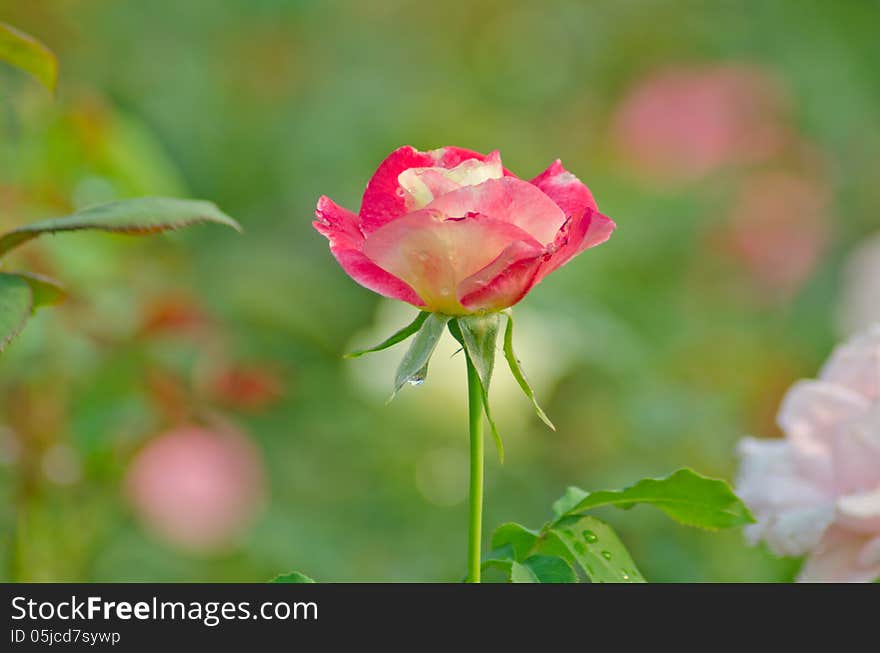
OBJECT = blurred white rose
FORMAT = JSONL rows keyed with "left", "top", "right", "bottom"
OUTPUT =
{"left": 736, "top": 326, "right": 880, "bottom": 582}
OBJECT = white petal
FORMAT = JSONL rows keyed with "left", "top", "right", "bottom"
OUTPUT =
{"left": 820, "top": 324, "right": 880, "bottom": 401}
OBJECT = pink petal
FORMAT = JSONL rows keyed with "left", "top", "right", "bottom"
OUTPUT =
{"left": 425, "top": 176, "right": 567, "bottom": 245}
{"left": 736, "top": 437, "right": 834, "bottom": 556}
{"left": 530, "top": 159, "right": 598, "bottom": 219}
{"left": 819, "top": 325, "right": 880, "bottom": 401}
{"left": 362, "top": 209, "right": 541, "bottom": 314}
{"left": 837, "top": 488, "right": 880, "bottom": 535}
{"left": 458, "top": 207, "right": 616, "bottom": 311}
{"left": 433, "top": 146, "right": 501, "bottom": 169}
{"left": 359, "top": 145, "right": 504, "bottom": 234}
{"left": 798, "top": 527, "right": 880, "bottom": 583}
{"left": 314, "top": 195, "right": 424, "bottom": 306}
{"left": 398, "top": 151, "right": 505, "bottom": 211}
{"left": 535, "top": 208, "right": 616, "bottom": 283}
{"left": 459, "top": 241, "right": 546, "bottom": 312}
{"left": 777, "top": 380, "right": 869, "bottom": 488}
{"left": 831, "top": 414, "right": 880, "bottom": 496}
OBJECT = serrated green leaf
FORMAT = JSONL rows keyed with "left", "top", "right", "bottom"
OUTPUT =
{"left": 522, "top": 554, "right": 578, "bottom": 583}
{"left": 0, "top": 197, "right": 242, "bottom": 258}
{"left": 0, "top": 273, "right": 33, "bottom": 352}
{"left": 13, "top": 272, "right": 66, "bottom": 309}
{"left": 491, "top": 522, "right": 540, "bottom": 561}
{"left": 270, "top": 571, "right": 315, "bottom": 583}
{"left": 502, "top": 312, "right": 555, "bottom": 430}
{"left": 544, "top": 516, "right": 645, "bottom": 583}
{"left": 454, "top": 314, "right": 504, "bottom": 462}
{"left": 390, "top": 312, "right": 449, "bottom": 398}
{"left": 345, "top": 311, "right": 429, "bottom": 358}
{"left": 0, "top": 22, "right": 58, "bottom": 92}
{"left": 552, "top": 468, "right": 755, "bottom": 530}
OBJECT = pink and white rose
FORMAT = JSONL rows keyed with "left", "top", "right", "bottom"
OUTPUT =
{"left": 736, "top": 326, "right": 880, "bottom": 582}
{"left": 313, "top": 146, "right": 615, "bottom": 315}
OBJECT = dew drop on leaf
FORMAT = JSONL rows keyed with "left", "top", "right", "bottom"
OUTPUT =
{"left": 601, "top": 550, "right": 612, "bottom": 560}
{"left": 582, "top": 530, "right": 598, "bottom": 543}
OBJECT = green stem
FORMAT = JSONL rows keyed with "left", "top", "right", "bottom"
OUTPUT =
{"left": 465, "top": 353, "right": 484, "bottom": 583}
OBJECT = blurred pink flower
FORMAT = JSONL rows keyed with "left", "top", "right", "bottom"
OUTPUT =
{"left": 612, "top": 65, "right": 788, "bottom": 182}
{"left": 722, "top": 170, "right": 831, "bottom": 296}
{"left": 314, "top": 146, "right": 614, "bottom": 314}
{"left": 736, "top": 326, "right": 880, "bottom": 582}
{"left": 126, "top": 425, "right": 266, "bottom": 552}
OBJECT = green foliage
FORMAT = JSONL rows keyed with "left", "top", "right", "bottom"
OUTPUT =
{"left": 519, "top": 555, "right": 578, "bottom": 583}
{"left": 270, "top": 571, "right": 316, "bottom": 583}
{"left": 14, "top": 272, "right": 66, "bottom": 309}
{"left": 484, "top": 469, "right": 752, "bottom": 582}
{"left": 390, "top": 312, "right": 450, "bottom": 398}
{"left": 0, "top": 21, "right": 58, "bottom": 92}
{"left": 552, "top": 468, "right": 755, "bottom": 530}
{"left": 491, "top": 522, "right": 540, "bottom": 560}
{"left": 0, "top": 197, "right": 241, "bottom": 258}
{"left": 544, "top": 516, "right": 645, "bottom": 583}
{"left": 0, "top": 198, "right": 240, "bottom": 353}
{"left": 0, "top": 274, "right": 33, "bottom": 352}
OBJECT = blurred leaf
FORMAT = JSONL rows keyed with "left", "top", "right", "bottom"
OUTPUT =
{"left": 502, "top": 312, "right": 555, "bottom": 430}
{"left": 0, "top": 273, "right": 33, "bottom": 352}
{"left": 521, "top": 555, "right": 577, "bottom": 583}
{"left": 543, "top": 516, "right": 645, "bottom": 583}
{"left": 490, "top": 522, "right": 540, "bottom": 561}
{"left": 0, "top": 21, "right": 58, "bottom": 92}
{"left": 552, "top": 468, "right": 755, "bottom": 530}
{"left": 345, "top": 311, "right": 428, "bottom": 358}
{"left": 14, "top": 272, "right": 66, "bottom": 309}
{"left": 270, "top": 571, "right": 316, "bottom": 583}
{"left": 454, "top": 314, "right": 504, "bottom": 462}
{"left": 0, "top": 197, "right": 242, "bottom": 258}
{"left": 391, "top": 313, "right": 449, "bottom": 398}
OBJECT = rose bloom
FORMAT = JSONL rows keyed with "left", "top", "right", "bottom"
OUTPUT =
{"left": 612, "top": 65, "right": 787, "bottom": 182}
{"left": 125, "top": 426, "right": 266, "bottom": 552}
{"left": 313, "top": 146, "right": 615, "bottom": 315}
{"left": 736, "top": 327, "right": 880, "bottom": 582}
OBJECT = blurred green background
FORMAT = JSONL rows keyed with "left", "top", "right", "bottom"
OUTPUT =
{"left": 2, "top": 0, "right": 879, "bottom": 582}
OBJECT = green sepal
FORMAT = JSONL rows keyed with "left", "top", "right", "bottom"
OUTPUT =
{"left": 450, "top": 314, "right": 504, "bottom": 462}
{"left": 345, "top": 311, "right": 429, "bottom": 358}
{"left": 502, "top": 312, "right": 555, "bottom": 430}
{"left": 390, "top": 312, "right": 450, "bottom": 400}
